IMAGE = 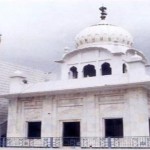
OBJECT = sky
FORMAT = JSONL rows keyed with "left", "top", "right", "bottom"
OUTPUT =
{"left": 0, "top": 0, "right": 149, "bottom": 73}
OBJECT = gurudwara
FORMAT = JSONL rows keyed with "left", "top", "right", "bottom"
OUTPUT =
{"left": 1, "top": 6, "right": 150, "bottom": 150}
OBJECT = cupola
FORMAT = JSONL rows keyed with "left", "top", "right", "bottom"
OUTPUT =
{"left": 75, "top": 7, "right": 133, "bottom": 49}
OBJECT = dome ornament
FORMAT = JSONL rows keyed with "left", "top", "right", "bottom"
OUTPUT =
{"left": 99, "top": 6, "right": 107, "bottom": 20}
{"left": 75, "top": 6, "right": 133, "bottom": 49}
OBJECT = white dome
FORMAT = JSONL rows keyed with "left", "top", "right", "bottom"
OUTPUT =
{"left": 11, "top": 70, "right": 25, "bottom": 78}
{"left": 75, "top": 21, "right": 133, "bottom": 49}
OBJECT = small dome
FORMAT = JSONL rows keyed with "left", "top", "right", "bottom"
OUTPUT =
{"left": 11, "top": 70, "right": 26, "bottom": 78}
{"left": 14, "top": 70, "right": 23, "bottom": 75}
{"left": 75, "top": 21, "right": 133, "bottom": 49}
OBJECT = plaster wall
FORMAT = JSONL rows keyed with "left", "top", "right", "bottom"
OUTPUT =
{"left": 7, "top": 88, "right": 150, "bottom": 138}
{"left": 128, "top": 62, "right": 146, "bottom": 81}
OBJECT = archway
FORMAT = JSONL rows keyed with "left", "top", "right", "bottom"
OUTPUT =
{"left": 122, "top": 63, "right": 127, "bottom": 73}
{"left": 101, "top": 62, "right": 112, "bottom": 75}
{"left": 83, "top": 64, "right": 96, "bottom": 77}
{"left": 69, "top": 66, "right": 78, "bottom": 79}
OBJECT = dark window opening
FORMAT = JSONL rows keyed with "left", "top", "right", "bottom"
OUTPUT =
{"left": 101, "top": 62, "right": 112, "bottom": 75}
{"left": 63, "top": 122, "right": 80, "bottom": 146}
{"left": 23, "top": 79, "right": 28, "bottom": 84}
{"left": 105, "top": 118, "right": 123, "bottom": 138}
{"left": 123, "top": 63, "right": 127, "bottom": 73}
{"left": 28, "top": 122, "right": 41, "bottom": 138}
{"left": 69, "top": 66, "right": 78, "bottom": 79}
{"left": 83, "top": 64, "right": 96, "bottom": 77}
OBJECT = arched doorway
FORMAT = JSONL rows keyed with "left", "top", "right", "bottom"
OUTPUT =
{"left": 69, "top": 66, "right": 78, "bottom": 79}
{"left": 101, "top": 62, "right": 112, "bottom": 75}
{"left": 83, "top": 64, "right": 96, "bottom": 77}
{"left": 122, "top": 63, "right": 127, "bottom": 73}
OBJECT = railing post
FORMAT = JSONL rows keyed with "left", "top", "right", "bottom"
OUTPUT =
{"left": 108, "top": 137, "right": 111, "bottom": 148}
{"left": 50, "top": 137, "right": 53, "bottom": 148}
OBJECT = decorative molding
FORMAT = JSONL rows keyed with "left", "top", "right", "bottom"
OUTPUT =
{"left": 24, "top": 109, "right": 42, "bottom": 120}
{"left": 95, "top": 89, "right": 126, "bottom": 96}
{"left": 57, "top": 93, "right": 85, "bottom": 99}
{"left": 24, "top": 100, "right": 43, "bottom": 109}
{"left": 22, "top": 97, "right": 43, "bottom": 110}
{"left": 23, "top": 97, "right": 43, "bottom": 120}
{"left": 98, "top": 94, "right": 124, "bottom": 105}
{"left": 80, "top": 61, "right": 97, "bottom": 65}
{"left": 68, "top": 63, "right": 79, "bottom": 66}
{"left": 19, "top": 96, "right": 45, "bottom": 101}
{"left": 58, "top": 98, "right": 83, "bottom": 107}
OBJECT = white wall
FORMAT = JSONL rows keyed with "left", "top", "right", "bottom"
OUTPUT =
{"left": 7, "top": 88, "right": 150, "bottom": 138}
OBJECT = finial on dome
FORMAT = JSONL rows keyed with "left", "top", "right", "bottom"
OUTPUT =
{"left": 99, "top": 6, "right": 107, "bottom": 20}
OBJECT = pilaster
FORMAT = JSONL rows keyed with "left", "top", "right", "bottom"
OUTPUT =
{"left": 7, "top": 98, "right": 18, "bottom": 137}
{"left": 125, "top": 88, "right": 149, "bottom": 136}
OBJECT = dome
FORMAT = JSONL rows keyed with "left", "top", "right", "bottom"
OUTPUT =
{"left": 11, "top": 70, "right": 26, "bottom": 78}
{"left": 75, "top": 21, "right": 133, "bottom": 49}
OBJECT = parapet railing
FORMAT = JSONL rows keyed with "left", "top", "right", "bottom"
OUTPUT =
{"left": 0, "top": 137, "right": 150, "bottom": 148}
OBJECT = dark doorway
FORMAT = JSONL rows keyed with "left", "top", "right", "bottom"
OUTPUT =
{"left": 70, "top": 66, "right": 78, "bottom": 79}
{"left": 105, "top": 119, "right": 123, "bottom": 138}
{"left": 28, "top": 122, "right": 41, "bottom": 138}
{"left": 123, "top": 63, "right": 127, "bottom": 73}
{"left": 101, "top": 62, "right": 112, "bottom": 75}
{"left": 83, "top": 64, "right": 96, "bottom": 77}
{"left": 63, "top": 122, "right": 80, "bottom": 146}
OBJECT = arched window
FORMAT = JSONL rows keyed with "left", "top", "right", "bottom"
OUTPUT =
{"left": 123, "top": 63, "right": 127, "bottom": 73}
{"left": 101, "top": 62, "right": 112, "bottom": 75}
{"left": 83, "top": 64, "right": 96, "bottom": 77}
{"left": 69, "top": 66, "right": 78, "bottom": 79}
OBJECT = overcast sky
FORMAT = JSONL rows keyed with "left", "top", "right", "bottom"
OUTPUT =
{"left": 0, "top": 0, "right": 149, "bottom": 73}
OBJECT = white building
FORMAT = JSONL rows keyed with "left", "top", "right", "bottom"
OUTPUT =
{"left": 1, "top": 6, "right": 150, "bottom": 149}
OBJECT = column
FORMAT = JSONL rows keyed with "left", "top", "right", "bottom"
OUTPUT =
{"left": 42, "top": 96, "right": 53, "bottom": 137}
{"left": 7, "top": 98, "right": 18, "bottom": 137}
{"left": 85, "top": 94, "right": 96, "bottom": 137}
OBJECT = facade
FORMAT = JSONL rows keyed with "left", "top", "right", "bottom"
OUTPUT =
{"left": 1, "top": 7, "right": 150, "bottom": 149}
